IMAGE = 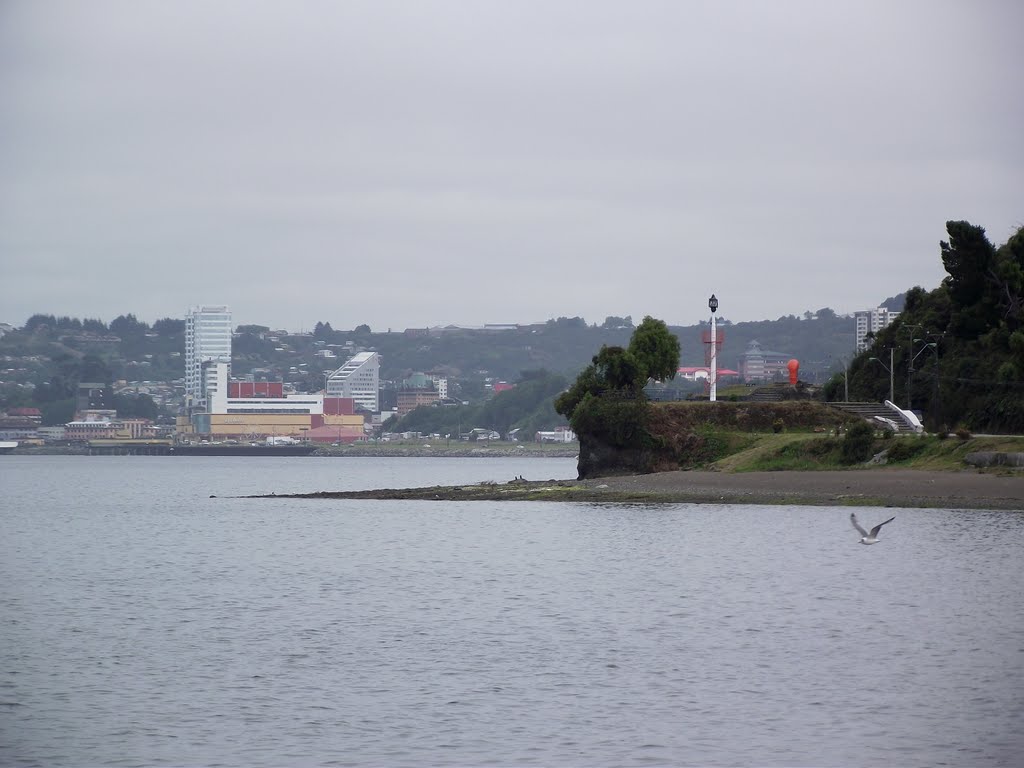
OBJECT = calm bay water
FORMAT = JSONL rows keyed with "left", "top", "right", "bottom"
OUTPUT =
{"left": 2, "top": 455, "right": 1023, "bottom": 766}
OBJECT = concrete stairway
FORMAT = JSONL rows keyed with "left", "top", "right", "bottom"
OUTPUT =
{"left": 829, "top": 402, "right": 918, "bottom": 432}
{"left": 746, "top": 384, "right": 792, "bottom": 402}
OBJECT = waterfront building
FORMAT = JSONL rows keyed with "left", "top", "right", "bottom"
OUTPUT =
{"left": 326, "top": 351, "right": 380, "bottom": 413}
{"left": 396, "top": 388, "right": 440, "bottom": 417}
{"left": 535, "top": 427, "right": 577, "bottom": 443}
{"left": 65, "top": 421, "right": 120, "bottom": 441}
{"left": 178, "top": 361, "right": 365, "bottom": 441}
{"left": 76, "top": 382, "right": 112, "bottom": 416}
{"left": 185, "top": 304, "right": 232, "bottom": 411}
{"left": 854, "top": 307, "right": 900, "bottom": 353}
{"left": 738, "top": 341, "right": 793, "bottom": 383}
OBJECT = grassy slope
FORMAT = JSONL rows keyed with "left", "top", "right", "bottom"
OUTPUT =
{"left": 707, "top": 433, "right": 1024, "bottom": 472}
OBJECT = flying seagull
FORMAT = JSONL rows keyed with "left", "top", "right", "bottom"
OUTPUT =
{"left": 851, "top": 513, "right": 895, "bottom": 544}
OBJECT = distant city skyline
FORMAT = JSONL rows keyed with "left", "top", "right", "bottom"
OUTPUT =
{"left": 2, "top": 1, "right": 1021, "bottom": 332}
{"left": 6, "top": 297, "right": 898, "bottom": 334}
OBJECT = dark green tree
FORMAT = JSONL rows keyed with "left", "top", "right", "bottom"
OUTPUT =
{"left": 554, "top": 364, "right": 604, "bottom": 419}
{"left": 24, "top": 314, "right": 57, "bottom": 332}
{"left": 941, "top": 221, "right": 999, "bottom": 337}
{"left": 628, "top": 316, "right": 680, "bottom": 383}
{"left": 113, "top": 393, "right": 159, "bottom": 420}
{"left": 80, "top": 354, "right": 112, "bottom": 385}
{"left": 600, "top": 315, "right": 634, "bottom": 329}
{"left": 841, "top": 420, "right": 876, "bottom": 464}
{"left": 592, "top": 346, "right": 644, "bottom": 392}
{"left": 555, "top": 315, "right": 679, "bottom": 455}
{"left": 109, "top": 313, "right": 147, "bottom": 337}
{"left": 152, "top": 318, "right": 185, "bottom": 335}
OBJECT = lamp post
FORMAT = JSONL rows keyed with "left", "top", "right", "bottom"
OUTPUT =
{"left": 708, "top": 294, "right": 719, "bottom": 402}
{"left": 868, "top": 348, "right": 895, "bottom": 403}
{"left": 913, "top": 333, "right": 937, "bottom": 411}
{"left": 830, "top": 355, "right": 850, "bottom": 402}
{"left": 904, "top": 324, "right": 923, "bottom": 409}
{"left": 909, "top": 337, "right": 937, "bottom": 415}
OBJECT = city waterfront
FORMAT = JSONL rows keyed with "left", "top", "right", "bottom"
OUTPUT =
{"left": 2, "top": 456, "right": 1023, "bottom": 766}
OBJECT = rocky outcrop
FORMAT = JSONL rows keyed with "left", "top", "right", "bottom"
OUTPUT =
{"left": 963, "top": 452, "right": 1024, "bottom": 469}
{"left": 577, "top": 435, "right": 659, "bottom": 478}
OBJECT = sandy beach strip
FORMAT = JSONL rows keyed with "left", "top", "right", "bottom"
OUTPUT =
{"left": 251, "top": 468, "right": 1024, "bottom": 509}
{"left": 576, "top": 469, "right": 1024, "bottom": 510}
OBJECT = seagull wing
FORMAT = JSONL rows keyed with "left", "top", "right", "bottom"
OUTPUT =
{"left": 869, "top": 516, "right": 896, "bottom": 538}
{"left": 850, "top": 513, "right": 869, "bottom": 537}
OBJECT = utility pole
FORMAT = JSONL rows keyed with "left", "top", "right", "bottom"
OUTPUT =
{"left": 927, "top": 331, "right": 943, "bottom": 428}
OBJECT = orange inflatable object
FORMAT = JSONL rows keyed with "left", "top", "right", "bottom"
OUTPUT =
{"left": 787, "top": 359, "right": 799, "bottom": 385}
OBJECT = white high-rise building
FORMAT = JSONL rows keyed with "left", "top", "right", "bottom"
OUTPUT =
{"left": 854, "top": 307, "right": 900, "bottom": 353}
{"left": 326, "top": 351, "right": 380, "bottom": 412}
{"left": 185, "top": 305, "right": 232, "bottom": 410}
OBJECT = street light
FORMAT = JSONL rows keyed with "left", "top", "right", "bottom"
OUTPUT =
{"left": 904, "top": 323, "right": 923, "bottom": 409}
{"left": 868, "top": 348, "right": 895, "bottom": 403}
{"left": 908, "top": 337, "right": 937, "bottom": 413}
{"left": 828, "top": 355, "right": 850, "bottom": 402}
{"left": 708, "top": 294, "right": 719, "bottom": 402}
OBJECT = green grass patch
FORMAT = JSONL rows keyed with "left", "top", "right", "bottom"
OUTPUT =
{"left": 711, "top": 432, "right": 1024, "bottom": 472}
{"left": 738, "top": 434, "right": 844, "bottom": 471}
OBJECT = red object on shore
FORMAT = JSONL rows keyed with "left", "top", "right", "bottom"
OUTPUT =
{"left": 787, "top": 359, "right": 799, "bottom": 385}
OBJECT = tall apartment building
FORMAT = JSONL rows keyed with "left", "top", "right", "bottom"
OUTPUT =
{"left": 326, "top": 351, "right": 380, "bottom": 412}
{"left": 185, "top": 304, "right": 232, "bottom": 411}
{"left": 854, "top": 307, "right": 900, "bottom": 353}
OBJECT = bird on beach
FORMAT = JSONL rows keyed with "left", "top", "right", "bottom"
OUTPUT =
{"left": 850, "top": 513, "right": 895, "bottom": 544}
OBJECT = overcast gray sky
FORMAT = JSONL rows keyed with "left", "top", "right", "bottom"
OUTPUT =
{"left": 2, "top": 1, "right": 1021, "bottom": 332}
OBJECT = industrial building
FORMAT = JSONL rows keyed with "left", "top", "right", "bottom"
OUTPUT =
{"left": 177, "top": 361, "right": 365, "bottom": 442}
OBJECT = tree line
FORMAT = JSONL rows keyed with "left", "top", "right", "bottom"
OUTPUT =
{"left": 826, "top": 220, "right": 1024, "bottom": 432}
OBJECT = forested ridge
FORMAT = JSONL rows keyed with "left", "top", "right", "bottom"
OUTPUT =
{"left": 825, "top": 221, "right": 1024, "bottom": 432}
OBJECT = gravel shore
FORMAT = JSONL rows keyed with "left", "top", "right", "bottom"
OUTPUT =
{"left": 575, "top": 469, "right": 1024, "bottom": 510}
{"left": 254, "top": 468, "right": 1024, "bottom": 510}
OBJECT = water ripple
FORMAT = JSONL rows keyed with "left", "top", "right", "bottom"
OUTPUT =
{"left": 2, "top": 457, "right": 1023, "bottom": 766}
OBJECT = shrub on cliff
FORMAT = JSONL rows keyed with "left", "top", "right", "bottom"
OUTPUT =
{"left": 555, "top": 316, "right": 680, "bottom": 446}
{"left": 840, "top": 420, "right": 877, "bottom": 464}
{"left": 570, "top": 394, "right": 650, "bottom": 449}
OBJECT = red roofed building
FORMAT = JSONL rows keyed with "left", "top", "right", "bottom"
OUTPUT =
{"left": 676, "top": 367, "right": 740, "bottom": 381}
{"left": 304, "top": 424, "right": 364, "bottom": 444}
{"left": 7, "top": 407, "right": 42, "bottom": 421}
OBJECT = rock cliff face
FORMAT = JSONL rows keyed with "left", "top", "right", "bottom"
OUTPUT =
{"left": 574, "top": 400, "right": 848, "bottom": 479}
{"left": 577, "top": 435, "right": 657, "bottom": 478}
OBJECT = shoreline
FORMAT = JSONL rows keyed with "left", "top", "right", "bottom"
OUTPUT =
{"left": 7, "top": 444, "right": 579, "bottom": 458}
{"left": 246, "top": 468, "right": 1024, "bottom": 510}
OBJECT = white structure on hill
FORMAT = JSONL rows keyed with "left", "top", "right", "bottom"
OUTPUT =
{"left": 185, "top": 305, "right": 232, "bottom": 411}
{"left": 326, "top": 351, "right": 380, "bottom": 412}
{"left": 854, "top": 307, "right": 900, "bottom": 353}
